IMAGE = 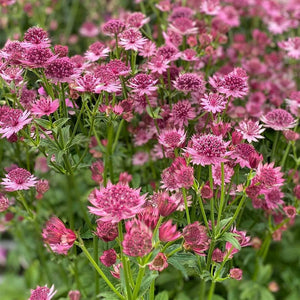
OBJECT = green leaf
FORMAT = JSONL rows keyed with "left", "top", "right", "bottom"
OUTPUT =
{"left": 259, "top": 288, "right": 275, "bottom": 300}
{"left": 138, "top": 272, "right": 158, "bottom": 298}
{"left": 221, "top": 232, "right": 241, "bottom": 250}
{"left": 53, "top": 117, "right": 70, "bottom": 130}
{"left": 34, "top": 118, "right": 52, "bottom": 130}
{"left": 97, "top": 291, "right": 119, "bottom": 300}
{"left": 67, "top": 133, "right": 89, "bottom": 148}
{"left": 155, "top": 291, "right": 169, "bottom": 300}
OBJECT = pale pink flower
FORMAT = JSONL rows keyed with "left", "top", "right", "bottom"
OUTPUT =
{"left": 119, "top": 28, "right": 147, "bottom": 51}
{"left": 283, "top": 206, "right": 297, "bottom": 219}
{"left": 42, "top": 216, "right": 76, "bottom": 255}
{"left": 236, "top": 120, "right": 265, "bottom": 143}
{"left": 181, "top": 49, "right": 198, "bottom": 62}
{"left": 84, "top": 41, "right": 110, "bottom": 62}
{"left": 261, "top": 109, "right": 297, "bottom": 131}
{"left": 158, "top": 128, "right": 186, "bottom": 149}
{"left": 36, "top": 179, "right": 50, "bottom": 199}
{"left": 155, "top": 0, "right": 171, "bottom": 12}
{"left": 149, "top": 253, "right": 168, "bottom": 272}
{"left": 74, "top": 73, "right": 101, "bottom": 93}
{"left": 123, "top": 219, "right": 152, "bottom": 257}
{"left": 1, "top": 167, "right": 37, "bottom": 192}
{"left": 29, "top": 284, "right": 56, "bottom": 300}
{"left": 128, "top": 73, "right": 157, "bottom": 96}
{"left": 217, "top": 6, "right": 240, "bottom": 27}
{"left": 88, "top": 182, "right": 146, "bottom": 223}
{"left": 286, "top": 91, "right": 300, "bottom": 116}
{"left": 0, "top": 0, "right": 16, "bottom": 7}
{"left": 126, "top": 12, "right": 150, "bottom": 29}
{"left": 170, "top": 100, "right": 196, "bottom": 127}
{"left": 0, "top": 66, "right": 23, "bottom": 86}
{"left": 169, "top": 7, "right": 194, "bottom": 22}
{"left": 132, "top": 151, "right": 149, "bottom": 166}
{"left": 79, "top": 21, "right": 99, "bottom": 37}
{"left": 200, "top": 93, "right": 226, "bottom": 114}
{"left": 138, "top": 40, "right": 157, "bottom": 58}
{"left": 162, "top": 30, "right": 183, "bottom": 48}
{"left": 94, "top": 66, "right": 122, "bottom": 93}
{"left": 231, "top": 144, "right": 257, "bottom": 169}
{"left": 148, "top": 55, "right": 170, "bottom": 74}
{"left": 185, "top": 134, "right": 230, "bottom": 166}
{"left": 169, "top": 17, "right": 198, "bottom": 36}
{"left": 201, "top": 0, "right": 221, "bottom": 16}
{"left": 212, "top": 163, "right": 234, "bottom": 186}
{"left": 230, "top": 268, "right": 243, "bottom": 280}
{"left": 31, "top": 97, "right": 59, "bottom": 117}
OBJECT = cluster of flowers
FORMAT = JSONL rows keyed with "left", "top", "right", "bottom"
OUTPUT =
{"left": 0, "top": 0, "right": 299, "bottom": 299}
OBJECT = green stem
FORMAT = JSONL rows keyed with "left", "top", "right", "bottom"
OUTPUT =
{"left": 132, "top": 266, "right": 146, "bottom": 299}
{"left": 93, "top": 236, "right": 100, "bottom": 295}
{"left": 182, "top": 188, "right": 191, "bottom": 224}
{"left": 216, "top": 162, "right": 225, "bottom": 232}
{"left": 112, "top": 119, "right": 125, "bottom": 154}
{"left": 17, "top": 191, "right": 33, "bottom": 218}
{"left": 149, "top": 280, "right": 155, "bottom": 300}
{"left": 209, "top": 165, "right": 215, "bottom": 234}
{"left": 199, "top": 280, "right": 206, "bottom": 300}
{"left": 207, "top": 281, "right": 215, "bottom": 300}
{"left": 271, "top": 131, "right": 280, "bottom": 162}
{"left": 75, "top": 241, "right": 125, "bottom": 300}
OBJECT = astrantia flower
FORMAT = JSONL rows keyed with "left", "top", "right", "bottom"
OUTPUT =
{"left": 119, "top": 28, "right": 147, "bottom": 51}
{"left": 88, "top": 182, "right": 146, "bottom": 223}
{"left": 157, "top": 45, "right": 181, "bottom": 61}
{"left": 261, "top": 109, "right": 297, "bottom": 131}
{"left": 236, "top": 120, "right": 265, "bottom": 143}
{"left": 252, "top": 162, "right": 284, "bottom": 190}
{"left": 128, "top": 73, "right": 157, "bottom": 96}
{"left": 102, "top": 19, "right": 126, "bottom": 36}
{"left": 42, "top": 216, "right": 76, "bottom": 255}
{"left": 169, "top": 17, "right": 198, "bottom": 36}
{"left": 94, "top": 66, "right": 121, "bottom": 93}
{"left": 132, "top": 151, "right": 149, "bottom": 166}
{"left": 95, "top": 220, "right": 118, "bottom": 242}
{"left": 217, "top": 6, "right": 240, "bottom": 27}
{"left": 148, "top": 252, "right": 168, "bottom": 272}
{"left": 31, "top": 97, "right": 59, "bottom": 117}
{"left": 123, "top": 219, "right": 152, "bottom": 257}
{"left": 218, "top": 68, "right": 249, "bottom": 98}
{"left": 84, "top": 41, "right": 110, "bottom": 62}
{"left": 159, "top": 220, "right": 181, "bottom": 242}
{"left": 126, "top": 12, "right": 150, "bottom": 29}
{"left": 200, "top": 93, "right": 226, "bottom": 114}
{"left": 174, "top": 73, "right": 205, "bottom": 93}
{"left": 212, "top": 163, "right": 234, "bottom": 186}
{"left": 201, "top": 0, "right": 221, "bottom": 16}
{"left": 170, "top": 100, "right": 196, "bottom": 127}
{"left": 45, "top": 57, "right": 75, "bottom": 83}
{"left": 1, "top": 167, "right": 37, "bottom": 191}
{"left": 100, "top": 249, "right": 117, "bottom": 267}
{"left": 23, "top": 27, "right": 50, "bottom": 48}
{"left": 185, "top": 134, "right": 230, "bottom": 166}
{"left": 181, "top": 49, "right": 198, "bottom": 61}
{"left": 107, "top": 59, "right": 131, "bottom": 76}
{"left": 152, "top": 191, "right": 178, "bottom": 217}
{"left": 74, "top": 73, "right": 101, "bottom": 93}
{"left": 158, "top": 128, "right": 186, "bottom": 149}
{"left": 148, "top": 55, "right": 170, "bottom": 74}
{"left": 264, "top": 188, "right": 284, "bottom": 210}
{"left": 278, "top": 37, "right": 300, "bottom": 59}
{"left": 231, "top": 143, "right": 256, "bottom": 168}
{"left": 230, "top": 268, "right": 243, "bottom": 280}
{"left": 0, "top": 108, "right": 31, "bottom": 138}
{"left": 29, "top": 284, "right": 56, "bottom": 300}
{"left": 0, "top": 194, "right": 10, "bottom": 212}
{"left": 138, "top": 40, "right": 157, "bottom": 58}
{"left": 79, "top": 21, "right": 99, "bottom": 37}
{"left": 22, "top": 46, "right": 56, "bottom": 68}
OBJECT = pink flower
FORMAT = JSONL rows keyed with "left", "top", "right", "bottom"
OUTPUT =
{"left": 158, "top": 128, "right": 186, "bottom": 149}
{"left": 128, "top": 73, "right": 157, "bottom": 96}
{"left": 182, "top": 221, "right": 210, "bottom": 255}
{"left": 230, "top": 268, "right": 243, "bottom": 280}
{"left": 22, "top": 46, "right": 56, "bottom": 68}
{"left": 95, "top": 220, "right": 118, "bottom": 242}
{"left": 36, "top": 179, "right": 49, "bottom": 199}
{"left": 84, "top": 41, "right": 110, "bottom": 62}
{"left": 42, "top": 216, "right": 76, "bottom": 255}
{"left": 31, "top": 97, "right": 59, "bottom": 117}
{"left": 261, "top": 109, "right": 297, "bottom": 131}
{"left": 264, "top": 188, "right": 284, "bottom": 210}
{"left": 90, "top": 161, "right": 104, "bottom": 183}
{"left": 74, "top": 73, "right": 101, "bottom": 93}
{"left": 132, "top": 151, "right": 149, "bottom": 166}
{"left": 152, "top": 191, "right": 178, "bottom": 217}
{"left": 278, "top": 37, "right": 300, "bottom": 59}
{"left": 212, "top": 163, "right": 234, "bottom": 186}
{"left": 212, "top": 248, "right": 224, "bottom": 262}
{"left": 123, "top": 219, "right": 152, "bottom": 257}
{"left": 1, "top": 167, "right": 37, "bottom": 191}
{"left": 100, "top": 249, "right": 117, "bottom": 267}
{"left": 0, "top": 194, "right": 10, "bottom": 212}
{"left": 79, "top": 21, "right": 99, "bottom": 38}
{"left": 148, "top": 55, "right": 170, "bottom": 74}
{"left": 148, "top": 253, "right": 168, "bottom": 271}
{"left": 170, "top": 100, "right": 196, "bottom": 127}
{"left": 185, "top": 134, "right": 230, "bottom": 166}
{"left": 159, "top": 220, "right": 181, "bottom": 242}
{"left": 201, "top": 0, "right": 221, "bottom": 16}
{"left": 236, "top": 120, "right": 265, "bottom": 143}
{"left": 119, "top": 28, "right": 147, "bottom": 51}
{"left": 29, "top": 284, "right": 56, "bottom": 300}
{"left": 139, "top": 40, "right": 157, "bottom": 58}
{"left": 138, "top": 206, "right": 159, "bottom": 230}
{"left": 181, "top": 49, "right": 198, "bottom": 62}
{"left": 107, "top": 59, "right": 131, "bottom": 77}
{"left": 283, "top": 206, "right": 297, "bottom": 219}
{"left": 126, "top": 12, "right": 150, "bottom": 29}
{"left": 231, "top": 144, "right": 257, "bottom": 169}
{"left": 0, "top": 108, "right": 31, "bottom": 138}
{"left": 22, "top": 27, "right": 50, "bottom": 49}
{"left": 94, "top": 66, "right": 121, "bottom": 93}
{"left": 174, "top": 73, "right": 205, "bottom": 93}
{"left": 45, "top": 57, "right": 75, "bottom": 83}
{"left": 217, "top": 6, "right": 240, "bottom": 27}
{"left": 157, "top": 45, "right": 181, "bottom": 61}
{"left": 88, "top": 182, "right": 146, "bottom": 223}
{"left": 200, "top": 93, "right": 227, "bottom": 114}
{"left": 102, "top": 19, "right": 126, "bottom": 36}
{"left": 225, "top": 228, "right": 251, "bottom": 257}
{"left": 68, "top": 290, "right": 81, "bottom": 300}
{"left": 169, "top": 17, "right": 198, "bottom": 36}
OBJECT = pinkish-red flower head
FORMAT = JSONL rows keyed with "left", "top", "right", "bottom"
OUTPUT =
{"left": 148, "top": 252, "right": 168, "bottom": 271}
{"left": 95, "top": 220, "right": 118, "bottom": 242}
{"left": 29, "top": 284, "right": 56, "bottom": 300}
{"left": 100, "top": 249, "right": 117, "bottom": 267}
{"left": 159, "top": 220, "right": 181, "bottom": 242}
{"left": 261, "top": 109, "right": 297, "bottom": 131}
{"left": 230, "top": 268, "right": 243, "bottom": 280}
{"left": 31, "top": 97, "right": 59, "bottom": 117}
{"left": 174, "top": 73, "right": 205, "bottom": 93}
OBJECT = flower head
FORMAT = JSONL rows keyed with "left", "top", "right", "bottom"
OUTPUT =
{"left": 95, "top": 220, "right": 118, "bottom": 242}
{"left": 31, "top": 97, "right": 59, "bottom": 117}
{"left": 100, "top": 249, "right": 117, "bottom": 267}
{"left": 119, "top": 28, "right": 147, "bottom": 51}
{"left": 169, "top": 17, "right": 198, "bottom": 36}
{"left": 231, "top": 143, "right": 257, "bottom": 169}
{"left": 45, "top": 57, "right": 75, "bottom": 83}
{"left": 88, "top": 182, "right": 146, "bottom": 223}
{"left": 128, "top": 73, "right": 157, "bottom": 96}
{"left": 29, "top": 284, "right": 56, "bottom": 300}
{"left": 230, "top": 268, "right": 243, "bottom": 280}
{"left": 185, "top": 134, "right": 230, "bottom": 166}
{"left": 212, "top": 163, "right": 234, "bottom": 185}
{"left": 123, "top": 219, "right": 152, "bottom": 257}
{"left": 0, "top": 194, "right": 10, "bottom": 212}
{"left": 174, "top": 73, "right": 205, "bottom": 93}
{"left": 102, "top": 19, "right": 126, "bottom": 36}
{"left": 170, "top": 100, "right": 196, "bottom": 127}
{"left": 84, "top": 41, "right": 110, "bottom": 62}
{"left": 158, "top": 128, "right": 186, "bottom": 149}
{"left": 278, "top": 37, "right": 300, "bottom": 59}
{"left": 148, "top": 252, "right": 168, "bottom": 271}
{"left": 261, "top": 109, "right": 297, "bottom": 131}
{"left": 1, "top": 167, "right": 37, "bottom": 191}
{"left": 42, "top": 216, "right": 76, "bottom": 255}
{"left": 236, "top": 120, "right": 265, "bottom": 143}
{"left": 23, "top": 27, "right": 50, "bottom": 48}
{"left": 200, "top": 93, "right": 227, "bottom": 114}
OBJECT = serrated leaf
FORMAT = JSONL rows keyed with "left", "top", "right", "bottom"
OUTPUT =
{"left": 97, "top": 291, "right": 119, "bottom": 300}
{"left": 34, "top": 118, "right": 52, "bottom": 130}
{"left": 155, "top": 291, "right": 169, "bottom": 300}
{"left": 221, "top": 232, "right": 241, "bottom": 250}
{"left": 138, "top": 272, "right": 158, "bottom": 298}
{"left": 53, "top": 117, "right": 70, "bottom": 129}
{"left": 67, "top": 133, "right": 89, "bottom": 148}
{"left": 219, "top": 217, "right": 233, "bottom": 229}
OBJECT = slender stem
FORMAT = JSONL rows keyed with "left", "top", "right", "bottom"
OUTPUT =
{"left": 207, "top": 281, "right": 216, "bottom": 300}
{"left": 216, "top": 162, "right": 225, "bottom": 232}
{"left": 271, "top": 131, "right": 279, "bottom": 162}
{"left": 182, "top": 188, "right": 191, "bottom": 224}
{"left": 17, "top": 191, "right": 33, "bottom": 218}
{"left": 199, "top": 280, "right": 206, "bottom": 300}
{"left": 75, "top": 241, "right": 125, "bottom": 300}
{"left": 112, "top": 119, "right": 125, "bottom": 154}
{"left": 149, "top": 280, "right": 155, "bottom": 300}
{"left": 132, "top": 266, "right": 146, "bottom": 299}
{"left": 93, "top": 236, "right": 100, "bottom": 295}
{"left": 209, "top": 165, "right": 215, "bottom": 234}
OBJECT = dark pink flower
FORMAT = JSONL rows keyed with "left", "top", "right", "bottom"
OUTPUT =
{"left": 102, "top": 19, "right": 126, "bottom": 36}
{"left": 174, "top": 73, "right": 205, "bottom": 93}
{"left": 149, "top": 252, "right": 168, "bottom": 271}
{"left": 42, "top": 216, "right": 76, "bottom": 255}
{"left": 261, "top": 109, "right": 297, "bottom": 131}
{"left": 68, "top": 290, "right": 81, "bottom": 300}
{"left": 152, "top": 191, "right": 178, "bottom": 217}
{"left": 126, "top": 12, "right": 150, "bottom": 29}
{"left": 88, "top": 182, "right": 146, "bottom": 223}
{"left": 31, "top": 97, "right": 59, "bottom": 117}
{"left": 22, "top": 46, "right": 56, "bottom": 68}
{"left": 36, "top": 179, "right": 49, "bottom": 199}
{"left": 230, "top": 268, "right": 243, "bottom": 280}
{"left": 107, "top": 59, "right": 131, "bottom": 76}
{"left": 119, "top": 28, "right": 147, "bottom": 51}
{"left": 1, "top": 167, "right": 37, "bottom": 191}
{"left": 23, "top": 27, "right": 50, "bottom": 48}
{"left": 100, "top": 249, "right": 117, "bottom": 267}
{"left": 185, "top": 134, "right": 230, "bottom": 166}
{"left": 231, "top": 144, "right": 256, "bottom": 169}
{"left": 200, "top": 93, "right": 226, "bottom": 114}
{"left": 212, "top": 248, "right": 224, "bottom": 262}
{"left": 283, "top": 206, "right": 297, "bottom": 219}
{"left": 45, "top": 57, "right": 75, "bottom": 83}
{"left": 123, "top": 219, "right": 152, "bottom": 257}
{"left": 29, "top": 284, "right": 56, "bottom": 300}
{"left": 95, "top": 220, "right": 118, "bottom": 242}
{"left": 128, "top": 73, "right": 157, "bottom": 96}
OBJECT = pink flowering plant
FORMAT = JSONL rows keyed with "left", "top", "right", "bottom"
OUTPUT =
{"left": 0, "top": 1, "right": 299, "bottom": 300}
